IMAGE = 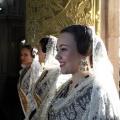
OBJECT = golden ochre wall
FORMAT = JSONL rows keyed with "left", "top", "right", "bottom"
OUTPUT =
{"left": 26, "top": 0, "right": 100, "bottom": 45}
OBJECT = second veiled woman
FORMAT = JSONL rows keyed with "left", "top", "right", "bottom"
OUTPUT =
{"left": 31, "top": 36, "right": 71, "bottom": 120}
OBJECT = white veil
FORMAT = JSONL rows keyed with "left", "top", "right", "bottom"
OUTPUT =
{"left": 44, "top": 35, "right": 60, "bottom": 69}
{"left": 89, "top": 26, "right": 120, "bottom": 118}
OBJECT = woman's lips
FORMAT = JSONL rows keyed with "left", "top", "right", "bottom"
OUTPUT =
{"left": 60, "top": 62, "right": 65, "bottom": 67}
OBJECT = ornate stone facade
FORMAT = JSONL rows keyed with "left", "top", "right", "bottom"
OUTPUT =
{"left": 26, "top": 0, "right": 100, "bottom": 45}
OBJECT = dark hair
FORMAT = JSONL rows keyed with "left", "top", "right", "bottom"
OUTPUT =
{"left": 21, "top": 45, "right": 35, "bottom": 58}
{"left": 39, "top": 37, "right": 49, "bottom": 53}
{"left": 60, "top": 25, "right": 93, "bottom": 56}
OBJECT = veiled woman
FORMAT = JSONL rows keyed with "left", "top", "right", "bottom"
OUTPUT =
{"left": 17, "top": 45, "right": 43, "bottom": 120}
{"left": 31, "top": 36, "right": 71, "bottom": 120}
{"left": 48, "top": 25, "right": 120, "bottom": 120}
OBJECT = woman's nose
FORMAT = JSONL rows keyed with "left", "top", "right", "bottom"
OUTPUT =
{"left": 55, "top": 52, "right": 61, "bottom": 60}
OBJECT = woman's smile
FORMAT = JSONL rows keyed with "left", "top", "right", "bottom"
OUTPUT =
{"left": 59, "top": 62, "right": 65, "bottom": 68}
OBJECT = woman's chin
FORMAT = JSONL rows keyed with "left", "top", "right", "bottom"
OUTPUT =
{"left": 61, "top": 70, "right": 68, "bottom": 74}
{"left": 21, "top": 62, "right": 25, "bottom": 65}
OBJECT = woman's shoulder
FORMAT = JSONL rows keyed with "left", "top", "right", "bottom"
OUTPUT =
{"left": 35, "top": 67, "right": 60, "bottom": 84}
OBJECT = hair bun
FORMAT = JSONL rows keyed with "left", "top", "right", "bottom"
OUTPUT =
{"left": 32, "top": 47, "right": 38, "bottom": 58}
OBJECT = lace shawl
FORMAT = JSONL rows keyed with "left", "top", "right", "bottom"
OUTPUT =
{"left": 48, "top": 76, "right": 120, "bottom": 120}
{"left": 18, "top": 60, "right": 43, "bottom": 120}
{"left": 31, "top": 67, "right": 60, "bottom": 120}
{"left": 48, "top": 76, "right": 93, "bottom": 120}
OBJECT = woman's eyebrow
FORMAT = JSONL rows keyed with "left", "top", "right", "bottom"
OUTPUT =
{"left": 56, "top": 44, "right": 69, "bottom": 50}
{"left": 59, "top": 44, "right": 69, "bottom": 47}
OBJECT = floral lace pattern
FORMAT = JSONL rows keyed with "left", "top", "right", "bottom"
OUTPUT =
{"left": 48, "top": 76, "right": 120, "bottom": 120}
{"left": 18, "top": 60, "right": 42, "bottom": 119}
{"left": 44, "top": 35, "right": 59, "bottom": 70}
{"left": 20, "top": 70, "right": 31, "bottom": 95}
{"left": 35, "top": 68, "right": 60, "bottom": 101}
{"left": 48, "top": 76, "right": 93, "bottom": 120}
{"left": 31, "top": 67, "right": 60, "bottom": 120}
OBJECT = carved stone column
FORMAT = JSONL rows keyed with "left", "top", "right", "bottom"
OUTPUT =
{"left": 100, "top": 0, "right": 119, "bottom": 89}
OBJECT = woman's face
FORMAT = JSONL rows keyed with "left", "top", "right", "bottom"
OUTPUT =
{"left": 56, "top": 32, "right": 81, "bottom": 74}
{"left": 20, "top": 48, "right": 33, "bottom": 67}
{"left": 38, "top": 44, "right": 46, "bottom": 63}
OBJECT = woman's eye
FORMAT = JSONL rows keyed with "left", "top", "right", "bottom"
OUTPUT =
{"left": 61, "top": 48, "right": 67, "bottom": 51}
{"left": 56, "top": 48, "right": 67, "bottom": 52}
{"left": 24, "top": 53, "right": 28, "bottom": 56}
{"left": 56, "top": 48, "right": 58, "bottom": 51}
{"left": 20, "top": 54, "right": 23, "bottom": 57}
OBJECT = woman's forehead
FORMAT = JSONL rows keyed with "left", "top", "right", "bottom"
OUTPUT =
{"left": 57, "top": 33, "right": 76, "bottom": 46}
{"left": 21, "top": 48, "right": 30, "bottom": 53}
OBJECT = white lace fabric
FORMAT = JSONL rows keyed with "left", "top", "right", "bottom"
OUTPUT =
{"left": 44, "top": 35, "right": 60, "bottom": 70}
{"left": 91, "top": 31, "right": 120, "bottom": 119}
{"left": 18, "top": 60, "right": 43, "bottom": 120}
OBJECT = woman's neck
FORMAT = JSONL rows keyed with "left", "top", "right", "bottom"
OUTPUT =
{"left": 71, "top": 70, "right": 90, "bottom": 88}
{"left": 72, "top": 72, "right": 83, "bottom": 83}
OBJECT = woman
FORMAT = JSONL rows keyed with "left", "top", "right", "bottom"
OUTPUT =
{"left": 17, "top": 45, "right": 43, "bottom": 120}
{"left": 31, "top": 36, "right": 71, "bottom": 120}
{"left": 48, "top": 25, "right": 120, "bottom": 119}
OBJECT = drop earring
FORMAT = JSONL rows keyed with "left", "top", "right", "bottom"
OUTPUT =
{"left": 80, "top": 58, "right": 89, "bottom": 71}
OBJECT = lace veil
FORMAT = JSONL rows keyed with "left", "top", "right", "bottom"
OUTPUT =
{"left": 44, "top": 35, "right": 60, "bottom": 69}
{"left": 90, "top": 26, "right": 120, "bottom": 116}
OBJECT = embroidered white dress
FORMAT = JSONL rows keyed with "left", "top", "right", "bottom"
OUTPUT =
{"left": 17, "top": 60, "right": 43, "bottom": 120}
{"left": 48, "top": 75, "right": 120, "bottom": 120}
